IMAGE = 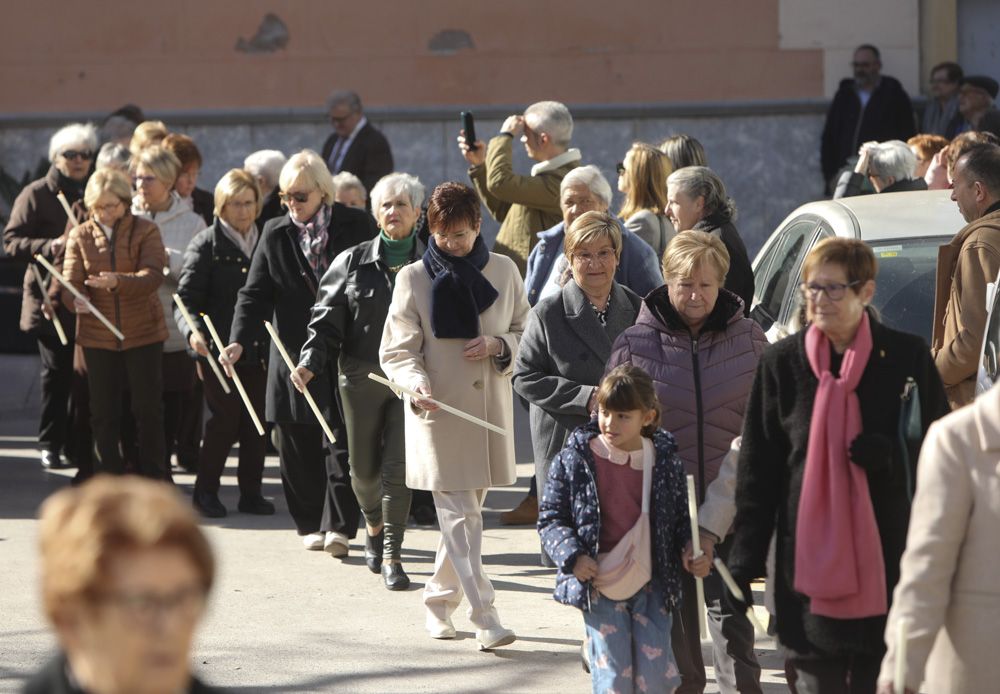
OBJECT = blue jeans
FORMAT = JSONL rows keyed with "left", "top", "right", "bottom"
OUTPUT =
{"left": 583, "top": 583, "right": 680, "bottom": 694}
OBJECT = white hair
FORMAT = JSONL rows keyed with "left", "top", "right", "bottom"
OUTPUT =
{"left": 326, "top": 89, "right": 362, "bottom": 112}
{"left": 48, "top": 123, "right": 98, "bottom": 163}
{"left": 96, "top": 142, "right": 131, "bottom": 172}
{"left": 524, "top": 101, "right": 574, "bottom": 147}
{"left": 331, "top": 171, "right": 366, "bottom": 196}
{"left": 560, "top": 165, "right": 612, "bottom": 208}
{"left": 370, "top": 172, "right": 425, "bottom": 212}
{"left": 244, "top": 150, "right": 287, "bottom": 189}
{"left": 868, "top": 140, "right": 918, "bottom": 183}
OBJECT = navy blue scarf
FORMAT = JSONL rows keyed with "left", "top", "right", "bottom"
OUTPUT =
{"left": 422, "top": 235, "right": 498, "bottom": 339}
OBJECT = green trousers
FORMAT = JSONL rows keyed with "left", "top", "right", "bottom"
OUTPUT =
{"left": 339, "top": 366, "right": 410, "bottom": 560}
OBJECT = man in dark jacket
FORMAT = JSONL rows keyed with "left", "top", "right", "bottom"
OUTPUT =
{"left": 821, "top": 44, "right": 916, "bottom": 194}
{"left": 320, "top": 90, "right": 393, "bottom": 197}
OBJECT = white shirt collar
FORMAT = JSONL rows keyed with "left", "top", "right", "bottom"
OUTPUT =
{"left": 531, "top": 148, "right": 582, "bottom": 176}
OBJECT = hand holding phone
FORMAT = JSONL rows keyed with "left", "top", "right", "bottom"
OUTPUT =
{"left": 461, "top": 111, "right": 477, "bottom": 151}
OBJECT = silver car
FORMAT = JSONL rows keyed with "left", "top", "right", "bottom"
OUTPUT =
{"left": 750, "top": 190, "right": 966, "bottom": 345}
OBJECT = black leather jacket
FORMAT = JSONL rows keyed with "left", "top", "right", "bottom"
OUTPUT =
{"left": 175, "top": 219, "right": 267, "bottom": 366}
{"left": 299, "top": 234, "right": 425, "bottom": 379}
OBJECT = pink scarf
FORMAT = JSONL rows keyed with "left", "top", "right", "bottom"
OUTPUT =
{"left": 794, "top": 312, "right": 887, "bottom": 619}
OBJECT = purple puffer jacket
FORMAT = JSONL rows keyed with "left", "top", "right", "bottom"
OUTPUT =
{"left": 607, "top": 287, "right": 767, "bottom": 498}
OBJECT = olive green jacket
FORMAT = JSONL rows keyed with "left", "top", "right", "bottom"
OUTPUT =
{"left": 469, "top": 134, "right": 580, "bottom": 276}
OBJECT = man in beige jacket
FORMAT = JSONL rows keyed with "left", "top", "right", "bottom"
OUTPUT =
{"left": 931, "top": 143, "right": 1000, "bottom": 408}
{"left": 459, "top": 101, "right": 581, "bottom": 276}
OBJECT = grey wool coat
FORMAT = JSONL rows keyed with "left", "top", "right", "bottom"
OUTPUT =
{"left": 512, "top": 280, "right": 642, "bottom": 494}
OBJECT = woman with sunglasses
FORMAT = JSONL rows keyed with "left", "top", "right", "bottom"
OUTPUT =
{"left": 224, "top": 150, "right": 377, "bottom": 553}
{"left": 3, "top": 122, "right": 98, "bottom": 472}
{"left": 726, "top": 238, "right": 949, "bottom": 693}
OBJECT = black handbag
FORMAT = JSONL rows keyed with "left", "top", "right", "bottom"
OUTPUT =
{"left": 897, "top": 377, "right": 922, "bottom": 502}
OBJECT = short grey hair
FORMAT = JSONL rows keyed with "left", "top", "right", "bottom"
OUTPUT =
{"left": 560, "top": 165, "right": 612, "bottom": 208}
{"left": 244, "top": 150, "right": 287, "bottom": 189}
{"left": 48, "top": 123, "right": 99, "bottom": 163}
{"left": 370, "top": 172, "right": 425, "bottom": 212}
{"left": 99, "top": 115, "right": 137, "bottom": 146}
{"left": 667, "top": 166, "right": 736, "bottom": 222}
{"left": 524, "top": 101, "right": 573, "bottom": 147}
{"left": 96, "top": 142, "right": 131, "bottom": 173}
{"left": 867, "top": 140, "right": 918, "bottom": 182}
{"left": 331, "top": 171, "right": 366, "bottom": 196}
{"left": 326, "top": 90, "right": 362, "bottom": 113}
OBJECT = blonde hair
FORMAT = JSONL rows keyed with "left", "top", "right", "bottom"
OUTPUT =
{"left": 38, "top": 476, "right": 214, "bottom": 624}
{"left": 128, "top": 120, "right": 168, "bottom": 157}
{"left": 564, "top": 210, "right": 622, "bottom": 260}
{"left": 84, "top": 169, "right": 132, "bottom": 210}
{"left": 214, "top": 169, "right": 262, "bottom": 218}
{"left": 662, "top": 230, "right": 730, "bottom": 283}
{"left": 619, "top": 142, "right": 672, "bottom": 220}
{"left": 278, "top": 149, "right": 337, "bottom": 206}
{"left": 133, "top": 145, "right": 181, "bottom": 187}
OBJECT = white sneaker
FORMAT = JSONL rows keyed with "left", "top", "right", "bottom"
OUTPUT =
{"left": 426, "top": 615, "right": 456, "bottom": 640}
{"left": 324, "top": 531, "right": 349, "bottom": 557}
{"left": 301, "top": 532, "right": 324, "bottom": 551}
{"left": 476, "top": 625, "right": 516, "bottom": 651}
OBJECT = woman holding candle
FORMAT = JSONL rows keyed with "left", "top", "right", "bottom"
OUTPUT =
{"left": 606, "top": 230, "right": 768, "bottom": 693}
{"left": 379, "top": 182, "right": 529, "bottom": 649}
{"left": 726, "top": 238, "right": 949, "bottom": 693}
{"left": 175, "top": 169, "right": 273, "bottom": 519}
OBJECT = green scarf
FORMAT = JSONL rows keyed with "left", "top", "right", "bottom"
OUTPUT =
{"left": 380, "top": 229, "right": 415, "bottom": 274}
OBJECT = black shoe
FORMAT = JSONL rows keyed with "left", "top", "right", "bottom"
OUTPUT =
{"left": 381, "top": 562, "right": 410, "bottom": 591}
{"left": 237, "top": 495, "right": 276, "bottom": 515}
{"left": 193, "top": 491, "right": 227, "bottom": 519}
{"left": 40, "top": 450, "right": 66, "bottom": 470}
{"left": 365, "top": 528, "right": 385, "bottom": 573}
{"left": 411, "top": 504, "right": 437, "bottom": 526}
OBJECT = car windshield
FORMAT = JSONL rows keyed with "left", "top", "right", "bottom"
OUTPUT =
{"left": 868, "top": 236, "right": 948, "bottom": 343}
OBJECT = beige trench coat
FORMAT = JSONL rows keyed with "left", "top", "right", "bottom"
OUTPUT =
{"left": 878, "top": 380, "right": 1000, "bottom": 693}
{"left": 379, "top": 253, "right": 529, "bottom": 492}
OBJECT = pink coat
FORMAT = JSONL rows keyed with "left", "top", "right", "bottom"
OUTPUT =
{"left": 607, "top": 288, "right": 767, "bottom": 498}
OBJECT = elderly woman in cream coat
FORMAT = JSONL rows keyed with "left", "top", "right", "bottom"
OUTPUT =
{"left": 380, "top": 182, "right": 529, "bottom": 652}
{"left": 877, "top": 379, "right": 1000, "bottom": 694}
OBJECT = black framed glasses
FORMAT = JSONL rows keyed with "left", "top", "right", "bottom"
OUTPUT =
{"left": 800, "top": 281, "right": 860, "bottom": 301}
{"left": 616, "top": 162, "right": 626, "bottom": 175}
{"left": 62, "top": 150, "right": 94, "bottom": 161}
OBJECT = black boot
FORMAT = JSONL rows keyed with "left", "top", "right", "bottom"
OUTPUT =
{"left": 381, "top": 562, "right": 410, "bottom": 591}
{"left": 193, "top": 490, "right": 227, "bottom": 519}
{"left": 365, "top": 528, "right": 384, "bottom": 573}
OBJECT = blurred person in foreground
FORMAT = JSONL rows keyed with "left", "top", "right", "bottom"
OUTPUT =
{"left": 460, "top": 100, "right": 581, "bottom": 275}
{"left": 617, "top": 142, "right": 676, "bottom": 259}
{"left": 727, "top": 238, "right": 948, "bottom": 693}
{"left": 876, "top": 379, "right": 1000, "bottom": 694}
{"left": 331, "top": 171, "right": 367, "bottom": 210}
{"left": 833, "top": 140, "right": 927, "bottom": 199}
{"left": 25, "top": 475, "right": 220, "bottom": 694}
{"left": 933, "top": 143, "right": 1000, "bottom": 409}
{"left": 243, "top": 149, "right": 287, "bottom": 228}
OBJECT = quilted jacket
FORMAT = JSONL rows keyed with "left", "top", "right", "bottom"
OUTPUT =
{"left": 538, "top": 422, "right": 690, "bottom": 612}
{"left": 607, "top": 288, "right": 767, "bottom": 499}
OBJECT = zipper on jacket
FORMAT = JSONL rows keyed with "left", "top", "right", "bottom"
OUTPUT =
{"left": 691, "top": 337, "right": 705, "bottom": 504}
{"left": 109, "top": 232, "right": 123, "bottom": 351}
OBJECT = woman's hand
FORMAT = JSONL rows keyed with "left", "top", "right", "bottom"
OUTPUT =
{"left": 458, "top": 132, "right": 486, "bottom": 167}
{"left": 412, "top": 383, "right": 439, "bottom": 411}
{"left": 925, "top": 148, "right": 950, "bottom": 190}
{"left": 84, "top": 271, "right": 119, "bottom": 291}
{"left": 72, "top": 296, "right": 91, "bottom": 314}
{"left": 290, "top": 366, "right": 314, "bottom": 393}
{"left": 572, "top": 554, "right": 598, "bottom": 582}
{"left": 463, "top": 336, "right": 501, "bottom": 361}
{"left": 219, "top": 342, "right": 243, "bottom": 378}
{"left": 682, "top": 538, "right": 714, "bottom": 578}
{"left": 188, "top": 331, "right": 210, "bottom": 357}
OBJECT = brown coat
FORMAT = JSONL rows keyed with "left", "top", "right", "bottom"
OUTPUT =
{"left": 931, "top": 207, "right": 1000, "bottom": 408}
{"left": 379, "top": 253, "right": 529, "bottom": 492}
{"left": 62, "top": 214, "right": 167, "bottom": 351}
{"left": 877, "top": 381, "right": 1000, "bottom": 693}
{"left": 1, "top": 165, "right": 82, "bottom": 335}
{"left": 469, "top": 136, "right": 579, "bottom": 276}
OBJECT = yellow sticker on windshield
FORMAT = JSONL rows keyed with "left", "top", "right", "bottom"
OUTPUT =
{"left": 872, "top": 244, "right": 902, "bottom": 258}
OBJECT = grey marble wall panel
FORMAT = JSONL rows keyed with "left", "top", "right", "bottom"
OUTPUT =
{"left": 1, "top": 112, "right": 826, "bottom": 256}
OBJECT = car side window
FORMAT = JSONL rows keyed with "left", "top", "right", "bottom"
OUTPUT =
{"left": 982, "top": 283, "right": 1000, "bottom": 386}
{"left": 751, "top": 220, "right": 818, "bottom": 330}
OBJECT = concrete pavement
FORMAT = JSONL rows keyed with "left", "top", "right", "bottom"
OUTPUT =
{"left": 0, "top": 353, "right": 790, "bottom": 693}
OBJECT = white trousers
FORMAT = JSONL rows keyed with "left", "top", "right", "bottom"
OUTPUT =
{"left": 425, "top": 489, "right": 500, "bottom": 630}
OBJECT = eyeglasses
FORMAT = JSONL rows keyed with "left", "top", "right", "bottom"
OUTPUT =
{"left": 226, "top": 200, "right": 257, "bottom": 211}
{"left": 100, "top": 585, "right": 206, "bottom": 626}
{"left": 616, "top": 162, "right": 626, "bottom": 175}
{"left": 279, "top": 191, "right": 312, "bottom": 204}
{"left": 92, "top": 201, "right": 123, "bottom": 213}
{"left": 800, "top": 281, "right": 860, "bottom": 301}
{"left": 571, "top": 249, "right": 616, "bottom": 266}
{"left": 62, "top": 150, "right": 93, "bottom": 161}
{"left": 133, "top": 175, "right": 159, "bottom": 186}
{"left": 329, "top": 111, "right": 357, "bottom": 125}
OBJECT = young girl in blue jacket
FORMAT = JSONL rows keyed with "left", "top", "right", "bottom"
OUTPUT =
{"left": 538, "top": 365, "right": 709, "bottom": 694}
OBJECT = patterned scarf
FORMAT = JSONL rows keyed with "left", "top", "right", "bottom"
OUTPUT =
{"left": 291, "top": 204, "right": 331, "bottom": 278}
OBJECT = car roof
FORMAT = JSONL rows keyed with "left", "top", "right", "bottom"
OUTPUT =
{"left": 774, "top": 190, "right": 965, "bottom": 241}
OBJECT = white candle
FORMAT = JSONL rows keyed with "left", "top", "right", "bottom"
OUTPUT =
{"left": 265, "top": 320, "right": 336, "bottom": 444}
{"left": 894, "top": 617, "right": 909, "bottom": 694}
{"left": 687, "top": 475, "right": 708, "bottom": 640}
